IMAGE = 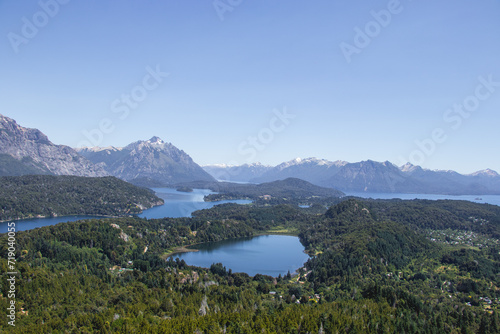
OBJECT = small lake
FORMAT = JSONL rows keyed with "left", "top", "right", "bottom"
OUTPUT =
{"left": 173, "top": 235, "right": 310, "bottom": 277}
{"left": 346, "top": 192, "right": 500, "bottom": 206}
{"left": 0, "top": 188, "right": 251, "bottom": 233}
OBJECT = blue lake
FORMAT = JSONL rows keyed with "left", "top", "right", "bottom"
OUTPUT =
{"left": 0, "top": 188, "right": 251, "bottom": 233}
{"left": 0, "top": 215, "right": 101, "bottom": 234}
{"left": 138, "top": 188, "right": 252, "bottom": 219}
{"left": 173, "top": 234, "right": 310, "bottom": 277}
{"left": 346, "top": 192, "right": 500, "bottom": 206}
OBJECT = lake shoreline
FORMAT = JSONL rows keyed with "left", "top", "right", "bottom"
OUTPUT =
{"left": 163, "top": 232, "right": 296, "bottom": 259}
{"left": 162, "top": 245, "right": 200, "bottom": 259}
{"left": 0, "top": 200, "right": 166, "bottom": 224}
{"left": 0, "top": 213, "right": 121, "bottom": 225}
{"left": 171, "top": 234, "right": 309, "bottom": 277}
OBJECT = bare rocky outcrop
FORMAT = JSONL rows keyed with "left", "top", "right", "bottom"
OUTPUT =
{"left": 0, "top": 114, "right": 108, "bottom": 177}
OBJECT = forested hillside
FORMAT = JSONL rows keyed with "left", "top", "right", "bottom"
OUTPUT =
{"left": 1, "top": 199, "right": 500, "bottom": 332}
{"left": 181, "top": 177, "right": 344, "bottom": 204}
{"left": 0, "top": 175, "right": 164, "bottom": 221}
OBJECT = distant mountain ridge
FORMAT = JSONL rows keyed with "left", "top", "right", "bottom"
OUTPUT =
{"left": 77, "top": 137, "right": 215, "bottom": 186}
{"left": 203, "top": 163, "right": 272, "bottom": 182}
{"left": 2, "top": 114, "right": 498, "bottom": 194}
{"left": 205, "top": 158, "right": 500, "bottom": 195}
{"left": 253, "top": 158, "right": 348, "bottom": 185}
{"left": 0, "top": 114, "right": 107, "bottom": 177}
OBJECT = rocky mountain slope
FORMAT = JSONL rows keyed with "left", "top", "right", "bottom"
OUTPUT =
{"left": 77, "top": 137, "right": 215, "bottom": 186}
{"left": 0, "top": 114, "right": 108, "bottom": 177}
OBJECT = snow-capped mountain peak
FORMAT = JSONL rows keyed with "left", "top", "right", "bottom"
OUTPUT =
{"left": 469, "top": 168, "right": 500, "bottom": 177}
{"left": 275, "top": 157, "right": 347, "bottom": 170}
{"left": 147, "top": 136, "right": 164, "bottom": 145}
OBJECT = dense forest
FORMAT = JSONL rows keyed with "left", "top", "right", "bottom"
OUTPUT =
{"left": 1, "top": 198, "right": 500, "bottom": 332}
{"left": 0, "top": 175, "right": 164, "bottom": 221}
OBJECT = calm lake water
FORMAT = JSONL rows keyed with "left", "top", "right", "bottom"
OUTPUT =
{"left": 0, "top": 188, "right": 251, "bottom": 233}
{"left": 173, "top": 234, "right": 310, "bottom": 277}
{"left": 138, "top": 188, "right": 252, "bottom": 219}
{"left": 0, "top": 215, "right": 102, "bottom": 234}
{"left": 347, "top": 192, "right": 500, "bottom": 206}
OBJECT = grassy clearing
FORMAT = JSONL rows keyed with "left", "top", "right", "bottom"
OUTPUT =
{"left": 161, "top": 246, "right": 199, "bottom": 259}
{"left": 263, "top": 226, "right": 299, "bottom": 235}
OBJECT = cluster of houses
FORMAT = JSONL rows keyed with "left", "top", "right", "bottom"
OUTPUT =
{"left": 427, "top": 229, "right": 499, "bottom": 249}
{"left": 109, "top": 260, "right": 134, "bottom": 274}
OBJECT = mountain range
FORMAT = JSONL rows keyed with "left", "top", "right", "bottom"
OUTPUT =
{"left": 1, "top": 114, "right": 499, "bottom": 195}
{"left": 203, "top": 158, "right": 500, "bottom": 195}
{"left": 0, "top": 114, "right": 214, "bottom": 186}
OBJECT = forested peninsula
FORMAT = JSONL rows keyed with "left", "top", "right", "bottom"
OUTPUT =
{"left": 0, "top": 175, "right": 164, "bottom": 222}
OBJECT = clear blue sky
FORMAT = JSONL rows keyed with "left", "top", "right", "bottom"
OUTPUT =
{"left": 1, "top": 0, "right": 499, "bottom": 173}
